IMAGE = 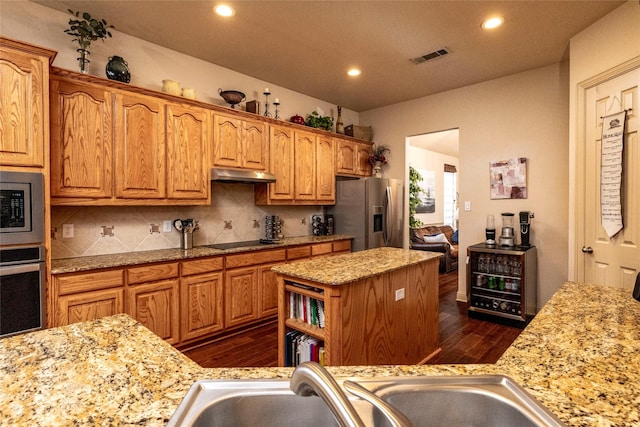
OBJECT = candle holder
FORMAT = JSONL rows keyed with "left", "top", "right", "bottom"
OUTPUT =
{"left": 273, "top": 99, "right": 280, "bottom": 120}
{"left": 263, "top": 90, "right": 271, "bottom": 117}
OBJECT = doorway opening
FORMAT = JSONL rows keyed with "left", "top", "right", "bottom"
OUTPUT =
{"left": 407, "top": 128, "right": 460, "bottom": 229}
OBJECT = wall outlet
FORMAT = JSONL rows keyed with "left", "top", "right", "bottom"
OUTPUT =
{"left": 62, "top": 223, "right": 74, "bottom": 238}
{"left": 163, "top": 220, "right": 172, "bottom": 233}
{"left": 395, "top": 288, "right": 405, "bottom": 301}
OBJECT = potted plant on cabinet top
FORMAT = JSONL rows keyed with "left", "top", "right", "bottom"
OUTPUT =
{"left": 64, "top": 9, "right": 113, "bottom": 74}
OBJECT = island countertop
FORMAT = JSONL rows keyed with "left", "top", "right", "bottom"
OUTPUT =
{"left": 271, "top": 247, "right": 442, "bottom": 285}
{"left": 1, "top": 282, "right": 639, "bottom": 426}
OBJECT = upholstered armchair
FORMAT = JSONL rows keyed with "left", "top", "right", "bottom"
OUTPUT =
{"left": 410, "top": 225, "right": 459, "bottom": 273}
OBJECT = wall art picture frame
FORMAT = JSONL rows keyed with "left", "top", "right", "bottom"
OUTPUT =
{"left": 490, "top": 157, "right": 527, "bottom": 199}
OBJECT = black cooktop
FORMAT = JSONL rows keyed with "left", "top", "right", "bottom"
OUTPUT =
{"left": 205, "top": 239, "right": 279, "bottom": 250}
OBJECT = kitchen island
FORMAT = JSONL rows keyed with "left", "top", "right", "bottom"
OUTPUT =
{"left": 1, "top": 282, "right": 639, "bottom": 426}
{"left": 272, "top": 247, "right": 442, "bottom": 366}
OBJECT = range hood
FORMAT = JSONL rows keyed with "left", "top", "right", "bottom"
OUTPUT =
{"left": 210, "top": 168, "right": 277, "bottom": 184}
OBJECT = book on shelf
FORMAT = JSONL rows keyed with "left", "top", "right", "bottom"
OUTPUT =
{"left": 284, "top": 330, "right": 324, "bottom": 367}
{"left": 289, "top": 293, "right": 324, "bottom": 328}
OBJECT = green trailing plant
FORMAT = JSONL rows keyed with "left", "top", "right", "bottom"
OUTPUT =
{"left": 409, "top": 166, "right": 425, "bottom": 230}
{"left": 64, "top": 9, "right": 113, "bottom": 72}
{"left": 305, "top": 111, "right": 334, "bottom": 131}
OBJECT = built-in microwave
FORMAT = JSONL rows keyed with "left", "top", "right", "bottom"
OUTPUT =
{"left": 0, "top": 170, "right": 44, "bottom": 246}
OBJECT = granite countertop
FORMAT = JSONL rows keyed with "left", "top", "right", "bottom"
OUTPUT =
{"left": 2, "top": 282, "right": 639, "bottom": 426}
{"left": 271, "top": 247, "right": 442, "bottom": 285}
{"left": 50, "top": 235, "right": 353, "bottom": 275}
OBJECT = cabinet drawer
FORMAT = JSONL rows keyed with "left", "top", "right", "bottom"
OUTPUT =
{"left": 287, "top": 245, "right": 311, "bottom": 261}
{"left": 182, "top": 257, "right": 224, "bottom": 276}
{"left": 56, "top": 269, "right": 124, "bottom": 295}
{"left": 127, "top": 262, "right": 179, "bottom": 285}
{"left": 332, "top": 239, "right": 352, "bottom": 253}
{"left": 311, "top": 242, "right": 332, "bottom": 257}
{"left": 226, "top": 249, "right": 286, "bottom": 269}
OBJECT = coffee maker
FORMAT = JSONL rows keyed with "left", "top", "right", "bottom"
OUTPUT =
{"left": 519, "top": 211, "right": 533, "bottom": 248}
{"left": 498, "top": 212, "right": 515, "bottom": 248}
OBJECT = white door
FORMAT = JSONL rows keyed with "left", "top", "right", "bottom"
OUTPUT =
{"left": 583, "top": 67, "right": 639, "bottom": 290}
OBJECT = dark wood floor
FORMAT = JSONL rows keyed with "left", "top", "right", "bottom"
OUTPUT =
{"left": 182, "top": 271, "right": 522, "bottom": 368}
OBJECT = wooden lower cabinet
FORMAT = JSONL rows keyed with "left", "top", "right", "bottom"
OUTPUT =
{"left": 257, "top": 263, "right": 281, "bottom": 318}
{"left": 225, "top": 266, "right": 259, "bottom": 328}
{"left": 180, "top": 257, "right": 225, "bottom": 342}
{"left": 51, "top": 269, "right": 124, "bottom": 327}
{"left": 127, "top": 278, "right": 180, "bottom": 345}
{"left": 57, "top": 288, "right": 124, "bottom": 326}
{"left": 126, "top": 262, "right": 180, "bottom": 344}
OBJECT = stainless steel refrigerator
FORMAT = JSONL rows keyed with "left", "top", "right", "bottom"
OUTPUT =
{"left": 329, "top": 177, "right": 404, "bottom": 252}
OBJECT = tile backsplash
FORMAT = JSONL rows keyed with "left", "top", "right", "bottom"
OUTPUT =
{"left": 51, "top": 183, "right": 323, "bottom": 259}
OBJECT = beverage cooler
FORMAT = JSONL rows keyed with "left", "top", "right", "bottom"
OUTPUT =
{"left": 467, "top": 243, "right": 537, "bottom": 324}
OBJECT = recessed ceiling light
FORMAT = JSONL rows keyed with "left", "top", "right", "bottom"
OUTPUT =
{"left": 482, "top": 16, "right": 504, "bottom": 30}
{"left": 347, "top": 68, "right": 361, "bottom": 77}
{"left": 214, "top": 4, "right": 235, "bottom": 17}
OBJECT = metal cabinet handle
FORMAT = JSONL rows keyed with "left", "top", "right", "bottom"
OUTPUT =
{"left": 581, "top": 246, "right": 594, "bottom": 254}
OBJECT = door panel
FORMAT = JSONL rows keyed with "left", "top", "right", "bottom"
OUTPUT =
{"left": 584, "top": 68, "right": 639, "bottom": 290}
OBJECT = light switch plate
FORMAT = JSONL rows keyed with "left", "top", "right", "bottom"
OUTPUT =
{"left": 62, "top": 223, "right": 74, "bottom": 238}
{"left": 464, "top": 201, "right": 471, "bottom": 211}
{"left": 395, "top": 288, "right": 405, "bottom": 301}
{"left": 163, "top": 220, "right": 172, "bottom": 233}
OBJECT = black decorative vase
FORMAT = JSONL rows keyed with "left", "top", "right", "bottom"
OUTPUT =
{"left": 106, "top": 56, "right": 131, "bottom": 83}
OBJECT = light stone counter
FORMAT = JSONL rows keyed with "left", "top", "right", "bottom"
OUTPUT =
{"left": 50, "top": 235, "right": 353, "bottom": 274}
{"left": 271, "top": 247, "right": 442, "bottom": 285}
{"left": 1, "top": 282, "right": 639, "bottom": 425}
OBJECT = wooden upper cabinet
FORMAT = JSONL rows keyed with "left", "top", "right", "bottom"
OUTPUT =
{"left": 242, "top": 118, "right": 268, "bottom": 171}
{"left": 294, "top": 130, "right": 317, "bottom": 201}
{"left": 114, "top": 92, "right": 165, "bottom": 199}
{"left": 335, "top": 138, "right": 373, "bottom": 177}
{"left": 356, "top": 141, "right": 373, "bottom": 176}
{"left": 213, "top": 113, "right": 268, "bottom": 171}
{"left": 0, "top": 38, "right": 55, "bottom": 168}
{"left": 166, "top": 102, "right": 209, "bottom": 200}
{"left": 50, "top": 78, "right": 114, "bottom": 198}
{"left": 212, "top": 113, "right": 242, "bottom": 168}
{"left": 256, "top": 124, "right": 295, "bottom": 202}
{"left": 316, "top": 135, "right": 335, "bottom": 202}
{"left": 335, "top": 138, "right": 357, "bottom": 175}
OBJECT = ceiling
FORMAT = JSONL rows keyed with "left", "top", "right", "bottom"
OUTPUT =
{"left": 34, "top": 1, "right": 624, "bottom": 112}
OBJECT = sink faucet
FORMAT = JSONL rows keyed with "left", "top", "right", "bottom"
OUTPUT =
{"left": 343, "top": 380, "right": 414, "bottom": 427}
{"left": 290, "top": 362, "right": 365, "bottom": 427}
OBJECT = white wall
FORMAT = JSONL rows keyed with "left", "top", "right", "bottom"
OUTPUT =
{"left": 0, "top": 1, "right": 359, "bottom": 127}
{"left": 568, "top": 1, "right": 640, "bottom": 279}
{"left": 361, "top": 63, "right": 570, "bottom": 307}
{"left": 407, "top": 145, "right": 459, "bottom": 226}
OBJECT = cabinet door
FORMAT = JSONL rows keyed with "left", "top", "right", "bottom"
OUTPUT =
{"left": 57, "top": 288, "right": 124, "bottom": 326}
{"left": 316, "top": 135, "right": 335, "bottom": 202}
{"left": 114, "top": 92, "right": 165, "bottom": 199}
{"left": 294, "top": 130, "right": 316, "bottom": 201}
{"left": 181, "top": 271, "right": 224, "bottom": 342}
{"left": 166, "top": 103, "right": 209, "bottom": 200}
{"left": 225, "top": 266, "right": 258, "bottom": 328}
{"left": 356, "top": 142, "right": 373, "bottom": 176}
{"left": 335, "top": 138, "right": 356, "bottom": 175}
{"left": 242, "top": 118, "right": 268, "bottom": 171}
{"left": 268, "top": 125, "right": 295, "bottom": 201}
{"left": 50, "top": 79, "right": 114, "bottom": 198}
{"left": 257, "top": 263, "right": 280, "bottom": 318}
{"left": 0, "top": 41, "right": 52, "bottom": 167}
{"left": 127, "top": 279, "right": 180, "bottom": 344}
{"left": 212, "top": 113, "right": 242, "bottom": 168}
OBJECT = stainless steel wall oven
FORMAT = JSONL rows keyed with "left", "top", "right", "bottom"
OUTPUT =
{"left": 0, "top": 245, "right": 45, "bottom": 337}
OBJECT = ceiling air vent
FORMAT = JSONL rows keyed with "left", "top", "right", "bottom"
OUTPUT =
{"left": 410, "top": 47, "right": 451, "bottom": 64}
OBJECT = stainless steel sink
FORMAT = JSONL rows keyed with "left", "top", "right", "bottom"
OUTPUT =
{"left": 168, "top": 375, "right": 565, "bottom": 427}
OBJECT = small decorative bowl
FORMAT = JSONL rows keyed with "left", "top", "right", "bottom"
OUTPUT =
{"left": 218, "top": 89, "right": 245, "bottom": 108}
